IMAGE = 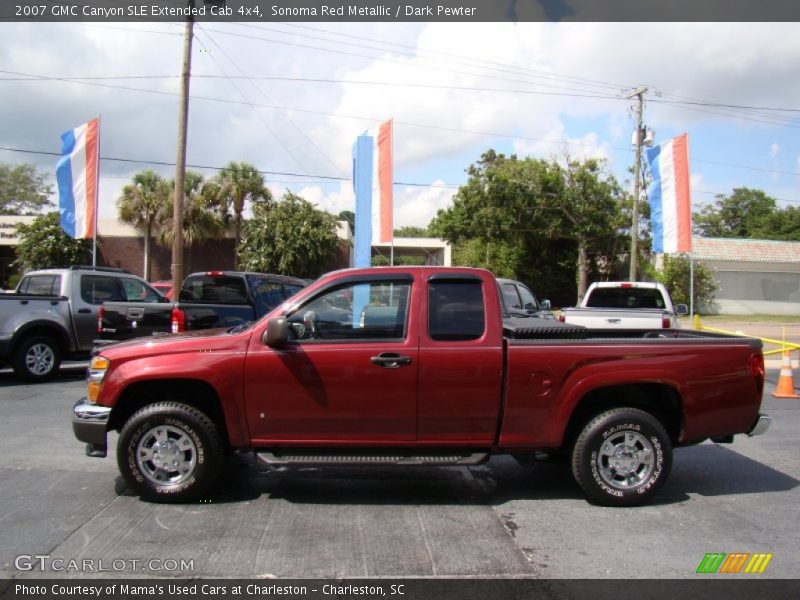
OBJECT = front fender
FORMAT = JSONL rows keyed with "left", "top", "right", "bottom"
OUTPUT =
{"left": 101, "top": 350, "right": 249, "bottom": 447}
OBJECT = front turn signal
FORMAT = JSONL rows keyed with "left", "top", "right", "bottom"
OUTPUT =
{"left": 87, "top": 356, "right": 110, "bottom": 403}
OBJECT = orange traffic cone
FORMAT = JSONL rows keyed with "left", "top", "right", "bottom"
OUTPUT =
{"left": 773, "top": 351, "right": 800, "bottom": 399}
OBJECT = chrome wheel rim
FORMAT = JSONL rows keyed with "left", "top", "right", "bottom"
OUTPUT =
{"left": 25, "top": 343, "right": 55, "bottom": 376}
{"left": 597, "top": 431, "right": 655, "bottom": 490}
{"left": 136, "top": 425, "right": 197, "bottom": 486}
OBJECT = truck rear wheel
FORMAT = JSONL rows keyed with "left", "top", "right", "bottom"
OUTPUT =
{"left": 571, "top": 407, "right": 672, "bottom": 507}
{"left": 117, "top": 402, "right": 223, "bottom": 503}
{"left": 12, "top": 335, "right": 61, "bottom": 382}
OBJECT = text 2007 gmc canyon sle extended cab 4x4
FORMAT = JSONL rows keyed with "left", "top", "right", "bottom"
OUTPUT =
{"left": 72, "top": 267, "right": 770, "bottom": 506}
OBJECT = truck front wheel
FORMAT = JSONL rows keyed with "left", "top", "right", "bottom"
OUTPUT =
{"left": 571, "top": 407, "right": 672, "bottom": 507}
{"left": 117, "top": 402, "right": 223, "bottom": 503}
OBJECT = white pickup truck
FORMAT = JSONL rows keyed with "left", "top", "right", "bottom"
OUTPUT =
{"left": 558, "top": 281, "right": 688, "bottom": 330}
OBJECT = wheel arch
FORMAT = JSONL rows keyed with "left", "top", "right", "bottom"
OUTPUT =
{"left": 11, "top": 321, "right": 72, "bottom": 355}
{"left": 108, "top": 379, "right": 231, "bottom": 449}
{"left": 562, "top": 383, "right": 683, "bottom": 452}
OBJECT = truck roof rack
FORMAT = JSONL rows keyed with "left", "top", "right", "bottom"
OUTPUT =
{"left": 67, "top": 265, "right": 131, "bottom": 274}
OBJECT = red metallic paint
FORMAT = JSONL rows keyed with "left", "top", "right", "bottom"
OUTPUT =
{"left": 91, "top": 266, "right": 764, "bottom": 453}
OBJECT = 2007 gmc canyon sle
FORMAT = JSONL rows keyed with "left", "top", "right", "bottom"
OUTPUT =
{"left": 72, "top": 267, "right": 770, "bottom": 506}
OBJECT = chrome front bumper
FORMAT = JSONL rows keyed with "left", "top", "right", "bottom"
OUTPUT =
{"left": 72, "top": 398, "right": 111, "bottom": 448}
{"left": 747, "top": 413, "right": 771, "bottom": 437}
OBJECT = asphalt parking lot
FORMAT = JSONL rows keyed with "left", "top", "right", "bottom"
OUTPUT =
{"left": 0, "top": 358, "right": 798, "bottom": 583}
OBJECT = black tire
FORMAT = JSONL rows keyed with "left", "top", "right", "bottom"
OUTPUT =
{"left": 117, "top": 402, "right": 223, "bottom": 503}
{"left": 571, "top": 407, "right": 672, "bottom": 507}
{"left": 12, "top": 335, "right": 62, "bottom": 382}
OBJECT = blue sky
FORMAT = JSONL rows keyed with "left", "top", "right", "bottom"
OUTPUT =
{"left": 1, "top": 21, "right": 799, "bottom": 229}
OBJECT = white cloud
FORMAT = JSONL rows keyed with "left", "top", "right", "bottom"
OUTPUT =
{"left": 513, "top": 129, "right": 612, "bottom": 165}
{"left": 293, "top": 181, "right": 355, "bottom": 217}
{"left": 395, "top": 181, "right": 457, "bottom": 228}
{"left": 3, "top": 21, "right": 800, "bottom": 226}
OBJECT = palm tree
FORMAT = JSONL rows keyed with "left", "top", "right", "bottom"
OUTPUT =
{"left": 158, "top": 171, "right": 225, "bottom": 272}
{"left": 117, "top": 170, "right": 170, "bottom": 280}
{"left": 213, "top": 161, "right": 272, "bottom": 268}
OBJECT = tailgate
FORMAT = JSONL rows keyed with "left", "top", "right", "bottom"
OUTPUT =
{"left": 564, "top": 308, "right": 666, "bottom": 329}
{"left": 100, "top": 302, "right": 172, "bottom": 340}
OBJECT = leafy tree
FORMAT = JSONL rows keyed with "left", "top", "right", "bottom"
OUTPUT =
{"left": 394, "top": 225, "right": 429, "bottom": 237}
{"left": 158, "top": 171, "right": 225, "bottom": 271}
{"left": 649, "top": 254, "right": 717, "bottom": 311}
{"left": 14, "top": 212, "right": 91, "bottom": 270}
{"left": 451, "top": 238, "right": 523, "bottom": 278}
{"left": 238, "top": 192, "right": 339, "bottom": 278}
{"left": 117, "top": 169, "right": 171, "bottom": 280}
{"left": 213, "top": 161, "right": 272, "bottom": 268}
{"left": 430, "top": 151, "right": 627, "bottom": 302}
{"left": 0, "top": 163, "right": 53, "bottom": 215}
{"left": 337, "top": 210, "right": 355, "bottom": 235}
{"left": 694, "top": 188, "right": 779, "bottom": 239}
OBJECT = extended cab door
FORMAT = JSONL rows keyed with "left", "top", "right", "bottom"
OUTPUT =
{"left": 418, "top": 273, "right": 504, "bottom": 444}
{"left": 243, "top": 273, "right": 419, "bottom": 443}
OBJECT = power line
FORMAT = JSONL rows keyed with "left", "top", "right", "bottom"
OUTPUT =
{"left": 198, "top": 26, "right": 348, "bottom": 178}
{"left": 235, "top": 22, "right": 627, "bottom": 95}
{"left": 0, "top": 144, "right": 461, "bottom": 188}
{"left": 4, "top": 71, "right": 799, "bottom": 118}
{"left": 4, "top": 69, "right": 797, "bottom": 129}
{"left": 4, "top": 70, "right": 800, "bottom": 179}
{"left": 192, "top": 30, "right": 313, "bottom": 177}
{"left": 5, "top": 144, "right": 800, "bottom": 206}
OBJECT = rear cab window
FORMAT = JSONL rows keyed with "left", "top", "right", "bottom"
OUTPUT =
{"left": 18, "top": 274, "right": 62, "bottom": 296}
{"left": 428, "top": 278, "right": 485, "bottom": 341}
{"left": 180, "top": 274, "right": 248, "bottom": 304}
{"left": 585, "top": 287, "right": 665, "bottom": 309}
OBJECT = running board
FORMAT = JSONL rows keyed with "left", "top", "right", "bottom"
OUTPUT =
{"left": 256, "top": 451, "right": 489, "bottom": 467}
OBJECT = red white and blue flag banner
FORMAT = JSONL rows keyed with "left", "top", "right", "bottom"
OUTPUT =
{"left": 353, "top": 119, "right": 393, "bottom": 268}
{"left": 646, "top": 132, "right": 692, "bottom": 254}
{"left": 370, "top": 119, "right": 393, "bottom": 245}
{"left": 56, "top": 118, "right": 99, "bottom": 239}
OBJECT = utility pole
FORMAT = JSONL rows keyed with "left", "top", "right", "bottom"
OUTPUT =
{"left": 628, "top": 86, "right": 647, "bottom": 281}
{"left": 171, "top": 3, "right": 194, "bottom": 295}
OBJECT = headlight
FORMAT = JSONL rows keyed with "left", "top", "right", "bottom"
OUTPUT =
{"left": 86, "top": 356, "right": 109, "bottom": 403}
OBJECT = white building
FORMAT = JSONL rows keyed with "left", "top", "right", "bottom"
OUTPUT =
{"left": 693, "top": 237, "right": 800, "bottom": 315}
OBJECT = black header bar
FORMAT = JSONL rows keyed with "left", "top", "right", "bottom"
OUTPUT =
{"left": 3, "top": 0, "right": 800, "bottom": 22}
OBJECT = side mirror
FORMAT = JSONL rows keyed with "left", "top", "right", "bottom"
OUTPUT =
{"left": 675, "top": 304, "right": 689, "bottom": 316}
{"left": 262, "top": 317, "right": 289, "bottom": 347}
{"left": 540, "top": 299, "right": 551, "bottom": 310}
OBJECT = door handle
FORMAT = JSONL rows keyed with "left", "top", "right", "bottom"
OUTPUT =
{"left": 370, "top": 352, "right": 412, "bottom": 368}
{"left": 78, "top": 308, "right": 91, "bottom": 314}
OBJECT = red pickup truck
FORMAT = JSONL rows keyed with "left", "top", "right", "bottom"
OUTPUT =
{"left": 72, "top": 267, "right": 769, "bottom": 507}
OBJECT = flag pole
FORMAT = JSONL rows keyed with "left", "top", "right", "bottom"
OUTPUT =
{"left": 390, "top": 118, "right": 395, "bottom": 266}
{"left": 689, "top": 251, "right": 695, "bottom": 323}
{"left": 93, "top": 115, "right": 101, "bottom": 267}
